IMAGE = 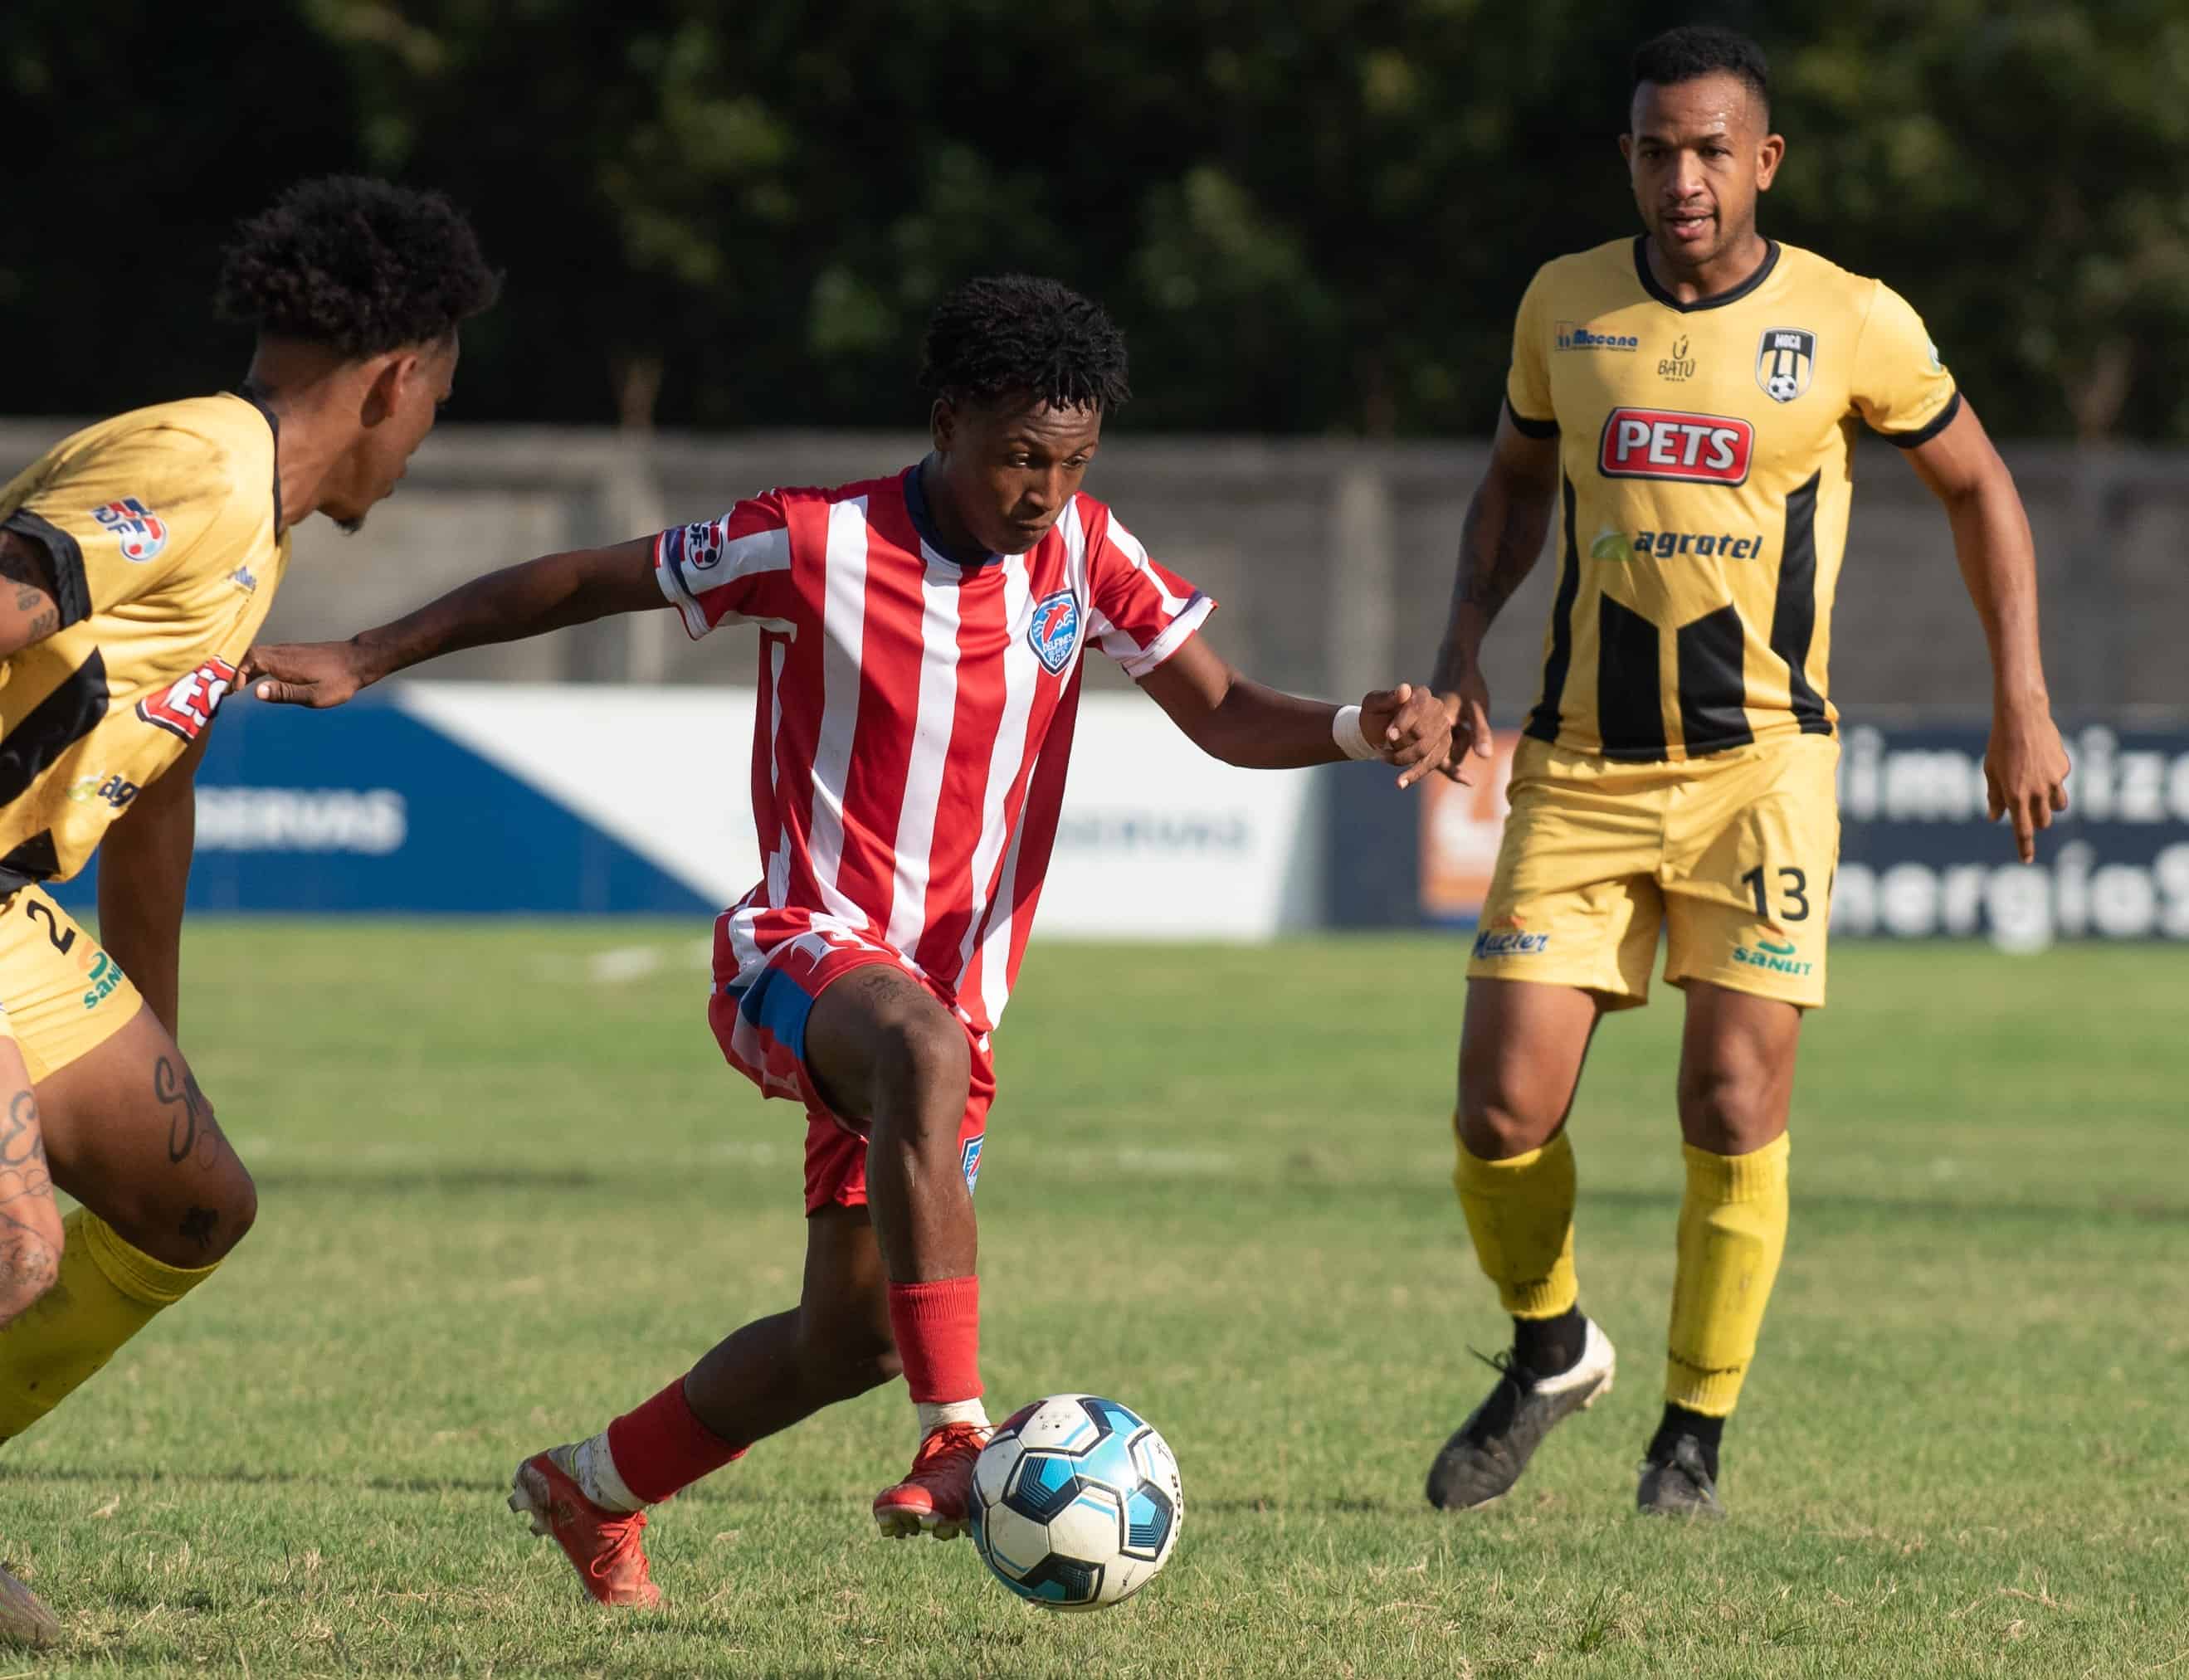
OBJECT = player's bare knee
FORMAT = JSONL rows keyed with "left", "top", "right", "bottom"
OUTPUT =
{"left": 871, "top": 1011, "right": 970, "bottom": 1142}
{"left": 1458, "top": 1065, "right": 1559, "bottom": 1159}
{"left": 1677, "top": 1063, "right": 1780, "bottom": 1155}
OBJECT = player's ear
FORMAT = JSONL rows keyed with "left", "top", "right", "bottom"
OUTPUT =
{"left": 930, "top": 397, "right": 957, "bottom": 456}
{"left": 358, "top": 353, "right": 414, "bottom": 427}
{"left": 1755, "top": 132, "right": 1785, "bottom": 192}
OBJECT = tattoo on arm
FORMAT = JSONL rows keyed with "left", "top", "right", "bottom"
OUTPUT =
{"left": 1455, "top": 494, "right": 1544, "bottom": 623}
{"left": 0, "top": 530, "right": 61, "bottom": 643}
{"left": 180, "top": 1205, "right": 219, "bottom": 1250}
{"left": 0, "top": 1088, "right": 58, "bottom": 1249}
{"left": 154, "top": 1056, "right": 225, "bottom": 1171}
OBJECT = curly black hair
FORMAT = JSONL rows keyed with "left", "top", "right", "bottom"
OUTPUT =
{"left": 919, "top": 275, "right": 1130, "bottom": 413}
{"left": 1631, "top": 26, "right": 1770, "bottom": 120}
{"left": 216, "top": 176, "right": 500, "bottom": 358}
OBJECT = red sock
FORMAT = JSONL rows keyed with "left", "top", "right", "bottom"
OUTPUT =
{"left": 887, "top": 1276, "right": 982, "bottom": 1404}
{"left": 604, "top": 1376, "right": 748, "bottom": 1504}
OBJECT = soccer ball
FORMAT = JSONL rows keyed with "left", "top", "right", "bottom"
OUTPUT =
{"left": 1766, "top": 370, "right": 1802, "bottom": 402}
{"left": 969, "top": 1395, "right": 1183, "bottom": 1610}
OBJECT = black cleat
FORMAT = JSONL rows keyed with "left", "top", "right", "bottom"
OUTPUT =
{"left": 1636, "top": 1434, "right": 1726, "bottom": 1519}
{"left": 1426, "top": 1317, "right": 1616, "bottom": 1511}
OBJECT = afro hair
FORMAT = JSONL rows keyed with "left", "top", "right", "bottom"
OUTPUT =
{"left": 919, "top": 275, "right": 1130, "bottom": 413}
{"left": 216, "top": 176, "right": 500, "bottom": 358}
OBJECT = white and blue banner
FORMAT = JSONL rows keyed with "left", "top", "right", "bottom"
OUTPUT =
{"left": 53, "top": 684, "right": 1324, "bottom": 936}
{"left": 1831, "top": 723, "right": 2189, "bottom": 948}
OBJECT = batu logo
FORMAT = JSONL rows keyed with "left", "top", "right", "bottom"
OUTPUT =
{"left": 137, "top": 656, "right": 240, "bottom": 743}
{"left": 1026, "top": 589, "right": 1081, "bottom": 675}
{"left": 1597, "top": 407, "right": 1755, "bottom": 485}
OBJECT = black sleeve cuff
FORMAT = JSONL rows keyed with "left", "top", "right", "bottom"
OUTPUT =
{"left": 1504, "top": 397, "right": 1559, "bottom": 439}
{"left": 1, "top": 509, "right": 90, "bottom": 629}
{"left": 1873, "top": 387, "right": 1962, "bottom": 450}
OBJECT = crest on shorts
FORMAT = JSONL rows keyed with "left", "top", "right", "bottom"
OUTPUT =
{"left": 1026, "top": 589, "right": 1081, "bottom": 675}
{"left": 960, "top": 1134, "right": 984, "bottom": 1194}
{"left": 92, "top": 497, "right": 168, "bottom": 562}
{"left": 1755, "top": 328, "right": 1815, "bottom": 403}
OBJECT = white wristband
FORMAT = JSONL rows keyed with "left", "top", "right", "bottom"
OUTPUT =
{"left": 1332, "top": 704, "right": 1377, "bottom": 762}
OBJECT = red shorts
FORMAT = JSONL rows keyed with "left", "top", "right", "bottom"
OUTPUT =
{"left": 707, "top": 929, "right": 994, "bottom": 1215}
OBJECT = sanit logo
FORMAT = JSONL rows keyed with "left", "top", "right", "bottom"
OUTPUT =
{"left": 1659, "top": 334, "right": 1695, "bottom": 381}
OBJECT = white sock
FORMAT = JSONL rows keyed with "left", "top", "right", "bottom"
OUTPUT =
{"left": 916, "top": 1399, "right": 991, "bottom": 1436}
{"left": 574, "top": 1431, "right": 646, "bottom": 1512}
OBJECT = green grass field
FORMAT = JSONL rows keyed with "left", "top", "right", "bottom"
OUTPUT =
{"left": 0, "top": 927, "right": 2182, "bottom": 1677}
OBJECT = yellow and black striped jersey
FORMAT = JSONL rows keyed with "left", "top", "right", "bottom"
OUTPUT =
{"left": 1505, "top": 236, "right": 1959, "bottom": 762}
{"left": 0, "top": 394, "right": 290, "bottom": 889}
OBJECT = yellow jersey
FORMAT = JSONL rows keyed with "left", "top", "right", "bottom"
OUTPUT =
{"left": 0, "top": 394, "right": 290, "bottom": 891}
{"left": 1505, "top": 236, "right": 1959, "bottom": 762}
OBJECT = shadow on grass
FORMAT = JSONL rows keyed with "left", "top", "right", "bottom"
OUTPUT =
{"left": 251, "top": 1167, "right": 2189, "bottom": 1229}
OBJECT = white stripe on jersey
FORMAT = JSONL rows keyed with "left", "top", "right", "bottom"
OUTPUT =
{"left": 882, "top": 554, "right": 966, "bottom": 956}
{"left": 807, "top": 498, "right": 871, "bottom": 925}
{"left": 955, "top": 552, "right": 1039, "bottom": 976}
{"left": 976, "top": 787, "right": 1031, "bottom": 1029}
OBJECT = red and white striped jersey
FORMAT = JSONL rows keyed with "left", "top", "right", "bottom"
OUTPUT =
{"left": 654, "top": 466, "right": 1213, "bottom": 1035}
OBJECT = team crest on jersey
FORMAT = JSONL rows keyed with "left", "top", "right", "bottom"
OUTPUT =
{"left": 92, "top": 498, "right": 168, "bottom": 562}
{"left": 1756, "top": 327, "right": 1816, "bottom": 403}
{"left": 960, "top": 1134, "right": 984, "bottom": 1194}
{"left": 1026, "top": 590, "right": 1081, "bottom": 674}
{"left": 137, "top": 656, "right": 240, "bottom": 743}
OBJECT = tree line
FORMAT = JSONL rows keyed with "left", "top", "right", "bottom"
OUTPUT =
{"left": 11, "top": 0, "right": 2187, "bottom": 440}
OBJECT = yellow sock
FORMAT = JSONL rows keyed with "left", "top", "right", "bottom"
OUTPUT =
{"left": 1665, "top": 1134, "right": 1791, "bottom": 1417}
{"left": 1453, "top": 1122, "right": 1579, "bottom": 1319}
{"left": 0, "top": 1208, "right": 222, "bottom": 1444}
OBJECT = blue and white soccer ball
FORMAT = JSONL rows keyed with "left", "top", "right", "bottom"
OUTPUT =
{"left": 969, "top": 1395, "right": 1183, "bottom": 1610}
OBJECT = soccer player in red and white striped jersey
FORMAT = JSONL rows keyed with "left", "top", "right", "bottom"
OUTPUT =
{"left": 245, "top": 275, "right": 1452, "bottom": 1605}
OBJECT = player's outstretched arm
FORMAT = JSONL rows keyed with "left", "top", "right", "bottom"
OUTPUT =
{"left": 242, "top": 538, "right": 665, "bottom": 706}
{"left": 1901, "top": 400, "right": 2071, "bottom": 864}
{"left": 1427, "top": 409, "right": 1561, "bottom": 783}
{"left": 1135, "top": 634, "right": 1452, "bottom": 790}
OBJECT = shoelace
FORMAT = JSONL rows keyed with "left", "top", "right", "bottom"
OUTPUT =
{"left": 1457, "top": 1347, "right": 1533, "bottom": 1444}
{"left": 914, "top": 1424, "right": 987, "bottom": 1467}
{"left": 587, "top": 1508, "right": 652, "bottom": 1585}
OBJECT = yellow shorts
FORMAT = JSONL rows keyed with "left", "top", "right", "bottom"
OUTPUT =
{"left": 1467, "top": 733, "right": 1840, "bottom": 1010}
{"left": 0, "top": 886, "right": 144, "bottom": 1083}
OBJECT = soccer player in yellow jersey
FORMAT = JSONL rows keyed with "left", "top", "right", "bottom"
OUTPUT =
{"left": 0, "top": 178, "right": 495, "bottom": 1641}
{"left": 1421, "top": 27, "right": 2072, "bottom": 1519}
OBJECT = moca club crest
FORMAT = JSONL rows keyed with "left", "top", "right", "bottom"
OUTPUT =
{"left": 1756, "top": 327, "right": 1815, "bottom": 403}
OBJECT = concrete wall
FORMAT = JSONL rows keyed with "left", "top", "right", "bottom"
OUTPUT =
{"left": 5, "top": 420, "right": 2179, "bottom": 715}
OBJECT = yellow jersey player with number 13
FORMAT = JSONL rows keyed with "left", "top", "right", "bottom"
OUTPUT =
{"left": 0, "top": 178, "right": 495, "bottom": 1646}
{"left": 1421, "top": 27, "right": 2070, "bottom": 1520}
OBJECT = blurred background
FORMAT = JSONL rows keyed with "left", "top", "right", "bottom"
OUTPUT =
{"left": 9, "top": 0, "right": 2188, "bottom": 944}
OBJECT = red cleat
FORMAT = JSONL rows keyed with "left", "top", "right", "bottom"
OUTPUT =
{"left": 873, "top": 1422, "right": 990, "bottom": 1539}
{"left": 509, "top": 1445, "right": 662, "bottom": 1607}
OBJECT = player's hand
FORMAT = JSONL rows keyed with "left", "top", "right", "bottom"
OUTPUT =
{"left": 1985, "top": 704, "right": 2071, "bottom": 864}
{"left": 1433, "top": 669, "right": 1495, "bottom": 786}
{"left": 239, "top": 640, "right": 374, "bottom": 709}
{"left": 1361, "top": 682, "right": 1453, "bottom": 791}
